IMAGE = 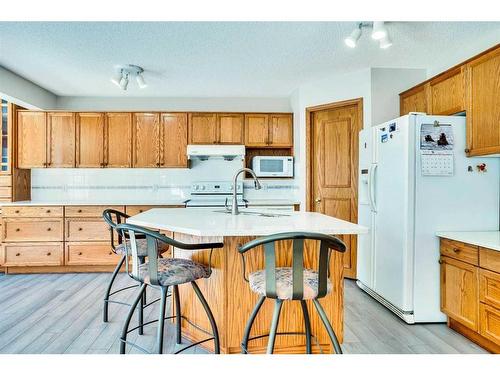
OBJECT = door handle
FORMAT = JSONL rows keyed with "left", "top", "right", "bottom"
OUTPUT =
{"left": 315, "top": 198, "right": 322, "bottom": 204}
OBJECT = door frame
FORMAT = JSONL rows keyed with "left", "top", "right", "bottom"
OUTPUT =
{"left": 305, "top": 97, "right": 364, "bottom": 211}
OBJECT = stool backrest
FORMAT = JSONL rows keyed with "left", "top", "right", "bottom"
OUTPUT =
{"left": 102, "top": 209, "right": 130, "bottom": 252}
{"left": 238, "top": 232, "right": 346, "bottom": 300}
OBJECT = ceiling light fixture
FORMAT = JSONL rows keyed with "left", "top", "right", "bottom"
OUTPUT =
{"left": 344, "top": 22, "right": 392, "bottom": 49}
{"left": 111, "top": 65, "right": 147, "bottom": 91}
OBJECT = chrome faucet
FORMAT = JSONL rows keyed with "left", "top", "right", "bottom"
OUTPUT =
{"left": 228, "top": 168, "right": 262, "bottom": 215}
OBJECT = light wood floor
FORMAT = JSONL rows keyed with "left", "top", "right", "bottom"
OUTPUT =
{"left": 0, "top": 272, "right": 487, "bottom": 354}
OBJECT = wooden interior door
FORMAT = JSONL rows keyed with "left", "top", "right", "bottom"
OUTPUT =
{"left": 105, "top": 113, "right": 132, "bottom": 167}
{"left": 17, "top": 111, "right": 47, "bottom": 168}
{"left": 47, "top": 112, "right": 76, "bottom": 167}
{"left": 133, "top": 113, "right": 160, "bottom": 167}
{"left": 310, "top": 100, "right": 362, "bottom": 279}
{"left": 76, "top": 113, "right": 105, "bottom": 167}
{"left": 160, "top": 113, "right": 188, "bottom": 167}
{"left": 188, "top": 113, "right": 217, "bottom": 144}
{"left": 217, "top": 114, "right": 244, "bottom": 144}
{"left": 245, "top": 114, "right": 269, "bottom": 146}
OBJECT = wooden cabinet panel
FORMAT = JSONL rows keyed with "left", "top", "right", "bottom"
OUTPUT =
{"left": 76, "top": 113, "right": 105, "bottom": 167}
{"left": 440, "top": 238, "right": 479, "bottom": 265}
{"left": 2, "top": 242, "right": 63, "bottom": 266}
{"left": 217, "top": 114, "right": 244, "bottom": 144}
{"left": 65, "top": 205, "right": 125, "bottom": 218}
{"left": 480, "top": 247, "right": 500, "bottom": 273}
{"left": 0, "top": 175, "right": 12, "bottom": 186}
{"left": 245, "top": 114, "right": 269, "bottom": 146}
{"left": 466, "top": 47, "right": 500, "bottom": 156}
{"left": 65, "top": 242, "right": 118, "bottom": 266}
{"left": 47, "top": 112, "right": 76, "bottom": 168}
{"left": 0, "top": 187, "right": 12, "bottom": 199}
{"left": 440, "top": 256, "right": 479, "bottom": 331}
{"left": 400, "top": 85, "right": 428, "bottom": 116}
{"left": 479, "top": 303, "right": 500, "bottom": 346}
{"left": 133, "top": 113, "right": 160, "bottom": 167}
{"left": 188, "top": 113, "right": 217, "bottom": 144}
{"left": 65, "top": 218, "right": 109, "bottom": 241}
{"left": 160, "top": 113, "right": 188, "bottom": 167}
{"left": 429, "top": 67, "right": 465, "bottom": 115}
{"left": 17, "top": 111, "right": 47, "bottom": 168}
{"left": 1, "top": 206, "right": 63, "bottom": 218}
{"left": 480, "top": 269, "right": 500, "bottom": 310}
{"left": 2, "top": 219, "right": 64, "bottom": 242}
{"left": 105, "top": 113, "right": 133, "bottom": 167}
{"left": 270, "top": 114, "right": 293, "bottom": 147}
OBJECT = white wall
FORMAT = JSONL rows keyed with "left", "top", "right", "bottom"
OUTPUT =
{"left": 55, "top": 96, "right": 291, "bottom": 112}
{"left": 0, "top": 66, "right": 57, "bottom": 109}
{"left": 371, "top": 67, "right": 427, "bottom": 125}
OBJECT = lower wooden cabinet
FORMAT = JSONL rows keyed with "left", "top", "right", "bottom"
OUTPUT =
{"left": 65, "top": 242, "right": 119, "bottom": 266}
{"left": 1, "top": 242, "right": 63, "bottom": 266}
{"left": 479, "top": 303, "right": 500, "bottom": 346}
{"left": 440, "top": 255, "right": 478, "bottom": 330}
{"left": 2, "top": 218, "right": 64, "bottom": 242}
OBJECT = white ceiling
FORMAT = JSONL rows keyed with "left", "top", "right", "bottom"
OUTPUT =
{"left": 0, "top": 22, "right": 499, "bottom": 97}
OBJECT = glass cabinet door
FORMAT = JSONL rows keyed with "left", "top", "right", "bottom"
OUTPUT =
{"left": 1, "top": 99, "right": 9, "bottom": 173}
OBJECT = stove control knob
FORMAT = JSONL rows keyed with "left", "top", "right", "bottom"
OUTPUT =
{"left": 200, "top": 186, "right": 206, "bottom": 190}
{"left": 194, "top": 185, "right": 199, "bottom": 190}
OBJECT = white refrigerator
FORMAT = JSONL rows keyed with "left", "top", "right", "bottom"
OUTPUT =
{"left": 357, "top": 114, "right": 499, "bottom": 323}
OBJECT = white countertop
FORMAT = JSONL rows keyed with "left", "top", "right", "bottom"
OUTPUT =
{"left": 436, "top": 231, "right": 500, "bottom": 252}
{"left": 127, "top": 208, "right": 368, "bottom": 237}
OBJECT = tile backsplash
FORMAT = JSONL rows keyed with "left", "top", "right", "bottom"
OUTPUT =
{"left": 30, "top": 158, "right": 299, "bottom": 203}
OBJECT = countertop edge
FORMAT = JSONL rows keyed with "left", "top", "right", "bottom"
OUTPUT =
{"left": 436, "top": 231, "right": 500, "bottom": 252}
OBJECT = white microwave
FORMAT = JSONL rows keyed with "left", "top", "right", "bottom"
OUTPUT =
{"left": 252, "top": 156, "right": 294, "bottom": 177}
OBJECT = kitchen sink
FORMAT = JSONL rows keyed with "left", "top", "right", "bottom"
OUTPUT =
{"left": 212, "top": 210, "right": 290, "bottom": 218}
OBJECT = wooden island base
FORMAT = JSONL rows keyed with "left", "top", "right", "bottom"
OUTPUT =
{"left": 173, "top": 232, "right": 344, "bottom": 354}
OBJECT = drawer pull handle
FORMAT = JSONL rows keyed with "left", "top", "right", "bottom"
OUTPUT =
{"left": 438, "top": 259, "right": 443, "bottom": 264}
{"left": 47, "top": 228, "right": 52, "bottom": 231}
{"left": 78, "top": 252, "right": 83, "bottom": 256}
{"left": 47, "top": 252, "right": 51, "bottom": 256}
{"left": 15, "top": 210, "right": 20, "bottom": 214}
{"left": 46, "top": 210, "right": 51, "bottom": 213}
{"left": 78, "top": 228, "right": 83, "bottom": 231}
{"left": 78, "top": 209, "right": 82, "bottom": 213}
{"left": 15, "top": 228, "right": 20, "bottom": 232}
{"left": 15, "top": 253, "right": 20, "bottom": 256}
{"left": 453, "top": 248, "right": 461, "bottom": 253}
{"left": 108, "top": 251, "right": 113, "bottom": 255}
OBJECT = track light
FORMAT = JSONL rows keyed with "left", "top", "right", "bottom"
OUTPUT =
{"left": 379, "top": 35, "right": 392, "bottom": 49}
{"left": 110, "top": 65, "right": 147, "bottom": 91}
{"left": 371, "top": 21, "right": 388, "bottom": 40}
{"left": 344, "top": 25, "right": 362, "bottom": 48}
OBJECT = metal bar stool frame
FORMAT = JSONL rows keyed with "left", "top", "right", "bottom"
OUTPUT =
{"left": 116, "top": 223, "right": 223, "bottom": 354}
{"left": 238, "top": 232, "right": 346, "bottom": 354}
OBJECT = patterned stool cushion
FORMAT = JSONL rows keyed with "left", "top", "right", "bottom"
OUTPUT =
{"left": 249, "top": 267, "right": 332, "bottom": 300}
{"left": 115, "top": 239, "right": 169, "bottom": 257}
{"left": 138, "top": 258, "right": 211, "bottom": 286}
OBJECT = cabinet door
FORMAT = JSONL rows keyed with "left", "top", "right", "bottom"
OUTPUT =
{"left": 440, "top": 256, "right": 479, "bottom": 331}
{"left": 429, "top": 67, "right": 465, "bottom": 115}
{"left": 245, "top": 114, "right": 269, "bottom": 146}
{"left": 217, "top": 114, "right": 244, "bottom": 144}
{"left": 76, "top": 113, "right": 105, "bottom": 167}
{"left": 17, "top": 111, "right": 47, "bottom": 168}
{"left": 160, "top": 113, "right": 188, "bottom": 167}
{"left": 270, "top": 114, "right": 293, "bottom": 147}
{"left": 105, "top": 113, "right": 132, "bottom": 167}
{"left": 188, "top": 113, "right": 217, "bottom": 144}
{"left": 133, "top": 113, "right": 160, "bottom": 167}
{"left": 47, "top": 112, "right": 76, "bottom": 168}
{"left": 465, "top": 47, "right": 500, "bottom": 156}
{"left": 400, "top": 85, "right": 429, "bottom": 116}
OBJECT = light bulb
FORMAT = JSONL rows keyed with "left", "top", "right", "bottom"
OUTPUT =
{"left": 136, "top": 73, "right": 147, "bottom": 89}
{"left": 111, "top": 70, "right": 123, "bottom": 87}
{"left": 119, "top": 73, "right": 129, "bottom": 90}
{"left": 372, "top": 21, "right": 387, "bottom": 40}
{"left": 344, "top": 26, "right": 362, "bottom": 48}
{"left": 379, "top": 35, "right": 392, "bottom": 49}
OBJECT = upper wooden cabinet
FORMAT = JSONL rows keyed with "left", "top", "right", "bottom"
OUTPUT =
{"left": 188, "top": 113, "right": 217, "bottom": 144}
{"left": 76, "top": 113, "right": 105, "bottom": 168}
{"left": 105, "top": 113, "right": 133, "bottom": 167}
{"left": 399, "top": 85, "right": 429, "bottom": 116}
{"left": 133, "top": 113, "right": 161, "bottom": 168}
{"left": 465, "top": 47, "right": 500, "bottom": 156}
{"left": 217, "top": 114, "right": 244, "bottom": 144}
{"left": 17, "top": 111, "right": 47, "bottom": 168}
{"left": 47, "top": 113, "right": 76, "bottom": 168}
{"left": 160, "top": 113, "right": 188, "bottom": 167}
{"left": 245, "top": 114, "right": 293, "bottom": 147}
{"left": 429, "top": 67, "right": 465, "bottom": 115}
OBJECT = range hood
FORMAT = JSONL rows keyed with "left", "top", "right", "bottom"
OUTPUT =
{"left": 187, "top": 145, "right": 245, "bottom": 161}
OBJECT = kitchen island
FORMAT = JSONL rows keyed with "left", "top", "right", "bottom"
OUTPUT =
{"left": 128, "top": 208, "right": 367, "bottom": 354}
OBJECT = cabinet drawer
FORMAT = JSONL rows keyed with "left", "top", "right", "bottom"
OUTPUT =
{"left": 65, "top": 242, "right": 119, "bottom": 266}
{"left": 0, "top": 187, "right": 12, "bottom": 198}
{"left": 65, "top": 205, "right": 125, "bottom": 218}
{"left": 440, "top": 238, "right": 478, "bottom": 265}
{"left": 479, "top": 303, "right": 500, "bottom": 346}
{"left": 480, "top": 247, "right": 500, "bottom": 273}
{"left": 0, "top": 175, "right": 12, "bottom": 187}
{"left": 65, "top": 219, "right": 109, "bottom": 241}
{"left": 2, "top": 219, "right": 64, "bottom": 242}
{"left": 480, "top": 269, "right": 500, "bottom": 310}
{"left": 1, "top": 242, "right": 63, "bottom": 266}
{"left": 2, "top": 206, "right": 63, "bottom": 218}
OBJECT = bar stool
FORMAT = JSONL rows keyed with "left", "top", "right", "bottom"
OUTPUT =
{"left": 238, "top": 232, "right": 346, "bottom": 354}
{"left": 102, "top": 209, "right": 169, "bottom": 330}
{"left": 116, "top": 223, "right": 223, "bottom": 354}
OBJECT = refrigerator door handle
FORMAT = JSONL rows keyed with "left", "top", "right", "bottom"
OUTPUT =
{"left": 368, "top": 164, "right": 377, "bottom": 213}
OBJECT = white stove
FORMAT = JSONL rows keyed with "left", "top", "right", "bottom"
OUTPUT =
{"left": 184, "top": 181, "right": 247, "bottom": 208}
